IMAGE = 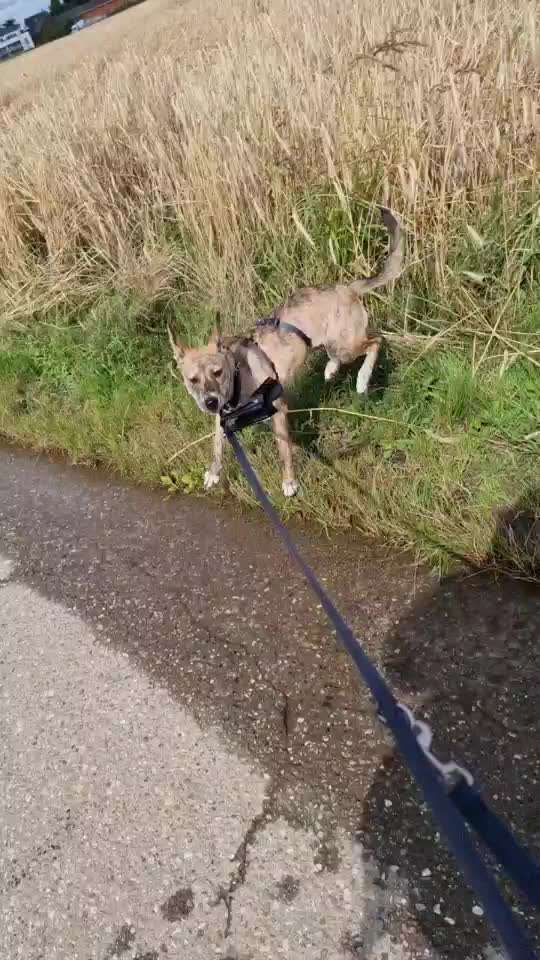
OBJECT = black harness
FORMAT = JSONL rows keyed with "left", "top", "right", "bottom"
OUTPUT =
{"left": 220, "top": 372, "right": 283, "bottom": 434}
{"left": 255, "top": 314, "right": 312, "bottom": 349}
{"left": 220, "top": 315, "right": 311, "bottom": 434}
{"left": 225, "top": 364, "right": 242, "bottom": 411}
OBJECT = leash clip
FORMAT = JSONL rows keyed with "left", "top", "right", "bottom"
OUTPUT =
{"left": 397, "top": 703, "right": 474, "bottom": 789}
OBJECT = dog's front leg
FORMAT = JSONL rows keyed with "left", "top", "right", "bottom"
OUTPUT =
{"left": 204, "top": 417, "right": 224, "bottom": 490}
{"left": 272, "top": 399, "right": 298, "bottom": 497}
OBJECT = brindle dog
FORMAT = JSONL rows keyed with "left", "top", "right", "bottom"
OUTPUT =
{"left": 169, "top": 207, "right": 403, "bottom": 497}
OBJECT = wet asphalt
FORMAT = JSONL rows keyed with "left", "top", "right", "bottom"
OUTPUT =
{"left": 0, "top": 445, "right": 539, "bottom": 959}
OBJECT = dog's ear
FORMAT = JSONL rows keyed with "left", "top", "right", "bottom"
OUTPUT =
{"left": 167, "top": 323, "right": 186, "bottom": 362}
{"left": 209, "top": 310, "right": 223, "bottom": 351}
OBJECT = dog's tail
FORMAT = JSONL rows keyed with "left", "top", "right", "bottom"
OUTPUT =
{"left": 349, "top": 207, "right": 403, "bottom": 295}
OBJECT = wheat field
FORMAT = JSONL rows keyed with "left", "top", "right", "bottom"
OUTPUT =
{"left": 0, "top": 0, "right": 178, "bottom": 96}
{"left": 0, "top": 0, "right": 538, "bottom": 326}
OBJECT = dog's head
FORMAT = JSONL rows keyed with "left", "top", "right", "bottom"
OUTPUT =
{"left": 168, "top": 324, "right": 236, "bottom": 415}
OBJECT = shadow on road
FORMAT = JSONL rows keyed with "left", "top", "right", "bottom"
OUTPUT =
{"left": 356, "top": 490, "right": 540, "bottom": 958}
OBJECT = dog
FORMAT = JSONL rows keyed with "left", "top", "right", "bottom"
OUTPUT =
{"left": 168, "top": 206, "right": 403, "bottom": 497}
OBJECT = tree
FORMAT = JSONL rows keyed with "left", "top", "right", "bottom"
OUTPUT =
{"left": 1, "top": 18, "right": 19, "bottom": 29}
{"left": 49, "top": 0, "right": 63, "bottom": 15}
{"left": 39, "top": 14, "right": 71, "bottom": 42}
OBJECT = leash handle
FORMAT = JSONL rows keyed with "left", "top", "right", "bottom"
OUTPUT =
{"left": 227, "top": 432, "right": 539, "bottom": 960}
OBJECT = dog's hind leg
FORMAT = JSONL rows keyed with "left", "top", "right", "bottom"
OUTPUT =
{"left": 356, "top": 337, "right": 382, "bottom": 395}
{"left": 204, "top": 417, "right": 225, "bottom": 490}
{"left": 272, "top": 398, "right": 298, "bottom": 497}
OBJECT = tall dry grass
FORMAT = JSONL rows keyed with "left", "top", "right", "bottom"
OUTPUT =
{"left": 0, "top": 0, "right": 538, "bottom": 329}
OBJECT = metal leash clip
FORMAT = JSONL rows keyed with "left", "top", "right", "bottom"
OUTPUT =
{"left": 397, "top": 703, "right": 474, "bottom": 789}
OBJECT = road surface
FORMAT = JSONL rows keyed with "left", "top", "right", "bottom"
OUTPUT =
{"left": 1, "top": 447, "right": 538, "bottom": 959}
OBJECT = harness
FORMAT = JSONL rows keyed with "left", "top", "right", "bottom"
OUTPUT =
{"left": 224, "top": 364, "right": 242, "bottom": 412}
{"left": 220, "top": 338, "right": 283, "bottom": 434}
{"left": 220, "top": 314, "right": 311, "bottom": 433}
{"left": 221, "top": 375, "right": 283, "bottom": 433}
{"left": 256, "top": 313, "right": 312, "bottom": 349}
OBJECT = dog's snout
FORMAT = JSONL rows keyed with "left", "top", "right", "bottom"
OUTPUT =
{"left": 205, "top": 395, "right": 219, "bottom": 412}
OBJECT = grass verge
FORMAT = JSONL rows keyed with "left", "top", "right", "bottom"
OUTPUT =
{"left": 0, "top": 0, "right": 538, "bottom": 574}
{"left": 0, "top": 188, "right": 538, "bottom": 576}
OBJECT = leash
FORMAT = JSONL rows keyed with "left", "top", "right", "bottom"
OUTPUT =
{"left": 219, "top": 396, "right": 540, "bottom": 959}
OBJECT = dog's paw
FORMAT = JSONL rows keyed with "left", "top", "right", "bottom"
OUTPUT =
{"left": 282, "top": 479, "right": 299, "bottom": 498}
{"left": 204, "top": 469, "right": 221, "bottom": 491}
{"left": 324, "top": 359, "right": 340, "bottom": 382}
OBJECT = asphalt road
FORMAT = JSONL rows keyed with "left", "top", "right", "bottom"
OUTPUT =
{"left": 1, "top": 446, "right": 538, "bottom": 960}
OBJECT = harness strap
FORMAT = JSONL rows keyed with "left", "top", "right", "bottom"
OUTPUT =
{"left": 224, "top": 341, "right": 279, "bottom": 416}
{"left": 228, "top": 365, "right": 241, "bottom": 410}
{"left": 256, "top": 314, "right": 312, "bottom": 348}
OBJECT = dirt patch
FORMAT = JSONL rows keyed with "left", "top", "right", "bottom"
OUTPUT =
{"left": 160, "top": 887, "right": 195, "bottom": 922}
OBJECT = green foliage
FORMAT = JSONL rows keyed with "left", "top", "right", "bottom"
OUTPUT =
{"left": 0, "top": 189, "right": 538, "bottom": 575}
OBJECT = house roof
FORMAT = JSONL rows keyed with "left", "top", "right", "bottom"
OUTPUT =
{"left": 0, "top": 22, "right": 22, "bottom": 39}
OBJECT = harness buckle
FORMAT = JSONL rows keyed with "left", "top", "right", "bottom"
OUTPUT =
{"left": 256, "top": 315, "right": 279, "bottom": 330}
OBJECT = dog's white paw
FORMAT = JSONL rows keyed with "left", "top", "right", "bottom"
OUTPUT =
{"left": 204, "top": 469, "right": 221, "bottom": 491}
{"left": 324, "top": 359, "right": 340, "bottom": 382}
{"left": 282, "top": 479, "right": 299, "bottom": 498}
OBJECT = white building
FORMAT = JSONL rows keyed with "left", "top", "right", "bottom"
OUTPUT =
{"left": 0, "top": 23, "right": 35, "bottom": 61}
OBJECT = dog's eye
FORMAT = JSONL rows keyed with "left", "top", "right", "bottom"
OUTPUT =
{"left": 213, "top": 368, "right": 223, "bottom": 378}
{"left": 189, "top": 376, "right": 199, "bottom": 385}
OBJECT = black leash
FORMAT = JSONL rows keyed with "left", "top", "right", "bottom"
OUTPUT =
{"left": 219, "top": 398, "right": 540, "bottom": 960}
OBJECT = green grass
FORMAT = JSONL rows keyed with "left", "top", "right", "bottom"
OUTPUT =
{"left": 0, "top": 189, "right": 539, "bottom": 577}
